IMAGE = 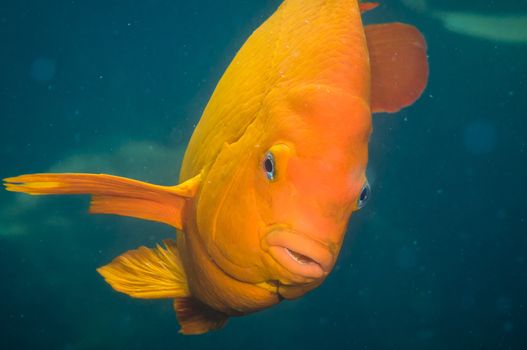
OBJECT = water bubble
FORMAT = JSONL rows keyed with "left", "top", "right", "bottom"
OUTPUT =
{"left": 464, "top": 120, "right": 497, "bottom": 155}
{"left": 30, "top": 57, "right": 56, "bottom": 82}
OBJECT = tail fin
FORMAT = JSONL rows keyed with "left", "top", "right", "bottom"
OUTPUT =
{"left": 365, "top": 23, "right": 429, "bottom": 113}
{"left": 3, "top": 173, "right": 201, "bottom": 230}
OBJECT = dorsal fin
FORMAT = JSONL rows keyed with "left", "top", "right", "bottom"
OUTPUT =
{"left": 365, "top": 23, "right": 429, "bottom": 113}
{"left": 360, "top": 2, "right": 380, "bottom": 13}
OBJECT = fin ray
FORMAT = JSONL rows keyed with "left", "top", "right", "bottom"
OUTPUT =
{"left": 97, "top": 240, "right": 189, "bottom": 299}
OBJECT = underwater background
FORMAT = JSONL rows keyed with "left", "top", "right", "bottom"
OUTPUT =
{"left": 1, "top": 0, "right": 526, "bottom": 349}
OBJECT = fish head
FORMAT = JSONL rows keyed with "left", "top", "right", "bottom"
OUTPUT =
{"left": 195, "top": 84, "right": 372, "bottom": 299}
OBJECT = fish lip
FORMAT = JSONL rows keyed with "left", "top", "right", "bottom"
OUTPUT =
{"left": 265, "top": 230, "right": 334, "bottom": 279}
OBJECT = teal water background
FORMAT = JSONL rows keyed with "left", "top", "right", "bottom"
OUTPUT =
{"left": 1, "top": 1, "right": 526, "bottom": 349}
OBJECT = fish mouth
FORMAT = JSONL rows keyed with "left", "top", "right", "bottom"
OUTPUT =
{"left": 265, "top": 230, "right": 334, "bottom": 279}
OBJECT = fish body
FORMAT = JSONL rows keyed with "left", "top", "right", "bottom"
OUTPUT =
{"left": 4, "top": 0, "right": 428, "bottom": 334}
{"left": 180, "top": 0, "right": 373, "bottom": 314}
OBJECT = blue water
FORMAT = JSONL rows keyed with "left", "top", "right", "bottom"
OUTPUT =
{"left": 1, "top": 1, "right": 526, "bottom": 349}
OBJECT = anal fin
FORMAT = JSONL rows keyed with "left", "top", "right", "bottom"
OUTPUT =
{"left": 174, "top": 297, "right": 229, "bottom": 335}
{"left": 97, "top": 240, "right": 189, "bottom": 299}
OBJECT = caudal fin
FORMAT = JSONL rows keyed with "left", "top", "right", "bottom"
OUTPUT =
{"left": 365, "top": 23, "right": 429, "bottom": 113}
{"left": 3, "top": 173, "right": 201, "bottom": 230}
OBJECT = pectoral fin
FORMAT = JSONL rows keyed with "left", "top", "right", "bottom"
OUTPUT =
{"left": 99, "top": 241, "right": 227, "bottom": 335}
{"left": 98, "top": 240, "right": 189, "bottom": 299}
{"left": 365, "top": 23, "right": 429, "bottom": 113}
{"left": 174, "top": 297, "right": 229, "bottom": 335}
{"left": 3, "top": 173, "right": 201, "bottom": 230}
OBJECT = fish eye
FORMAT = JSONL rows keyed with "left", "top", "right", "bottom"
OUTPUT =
{"left": 263, "top": 152, "right": 275, "bottom": 181}
{"left": 357, "top": 181, "right": 371, "bottom": 209}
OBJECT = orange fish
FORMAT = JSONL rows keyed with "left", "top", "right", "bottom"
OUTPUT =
{"left": 4, "top": 0, "right": 428, "bottom": 334}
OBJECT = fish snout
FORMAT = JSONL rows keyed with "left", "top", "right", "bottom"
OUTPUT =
{"left": 263, "top": 229, "right": 335, "bottom": 280}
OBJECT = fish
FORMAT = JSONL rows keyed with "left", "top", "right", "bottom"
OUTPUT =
{"left": 3, "top": 0, "right": 428, "bottom": 335}
{"left": 402, "top": 0, "right": 527, "bottom": 44}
